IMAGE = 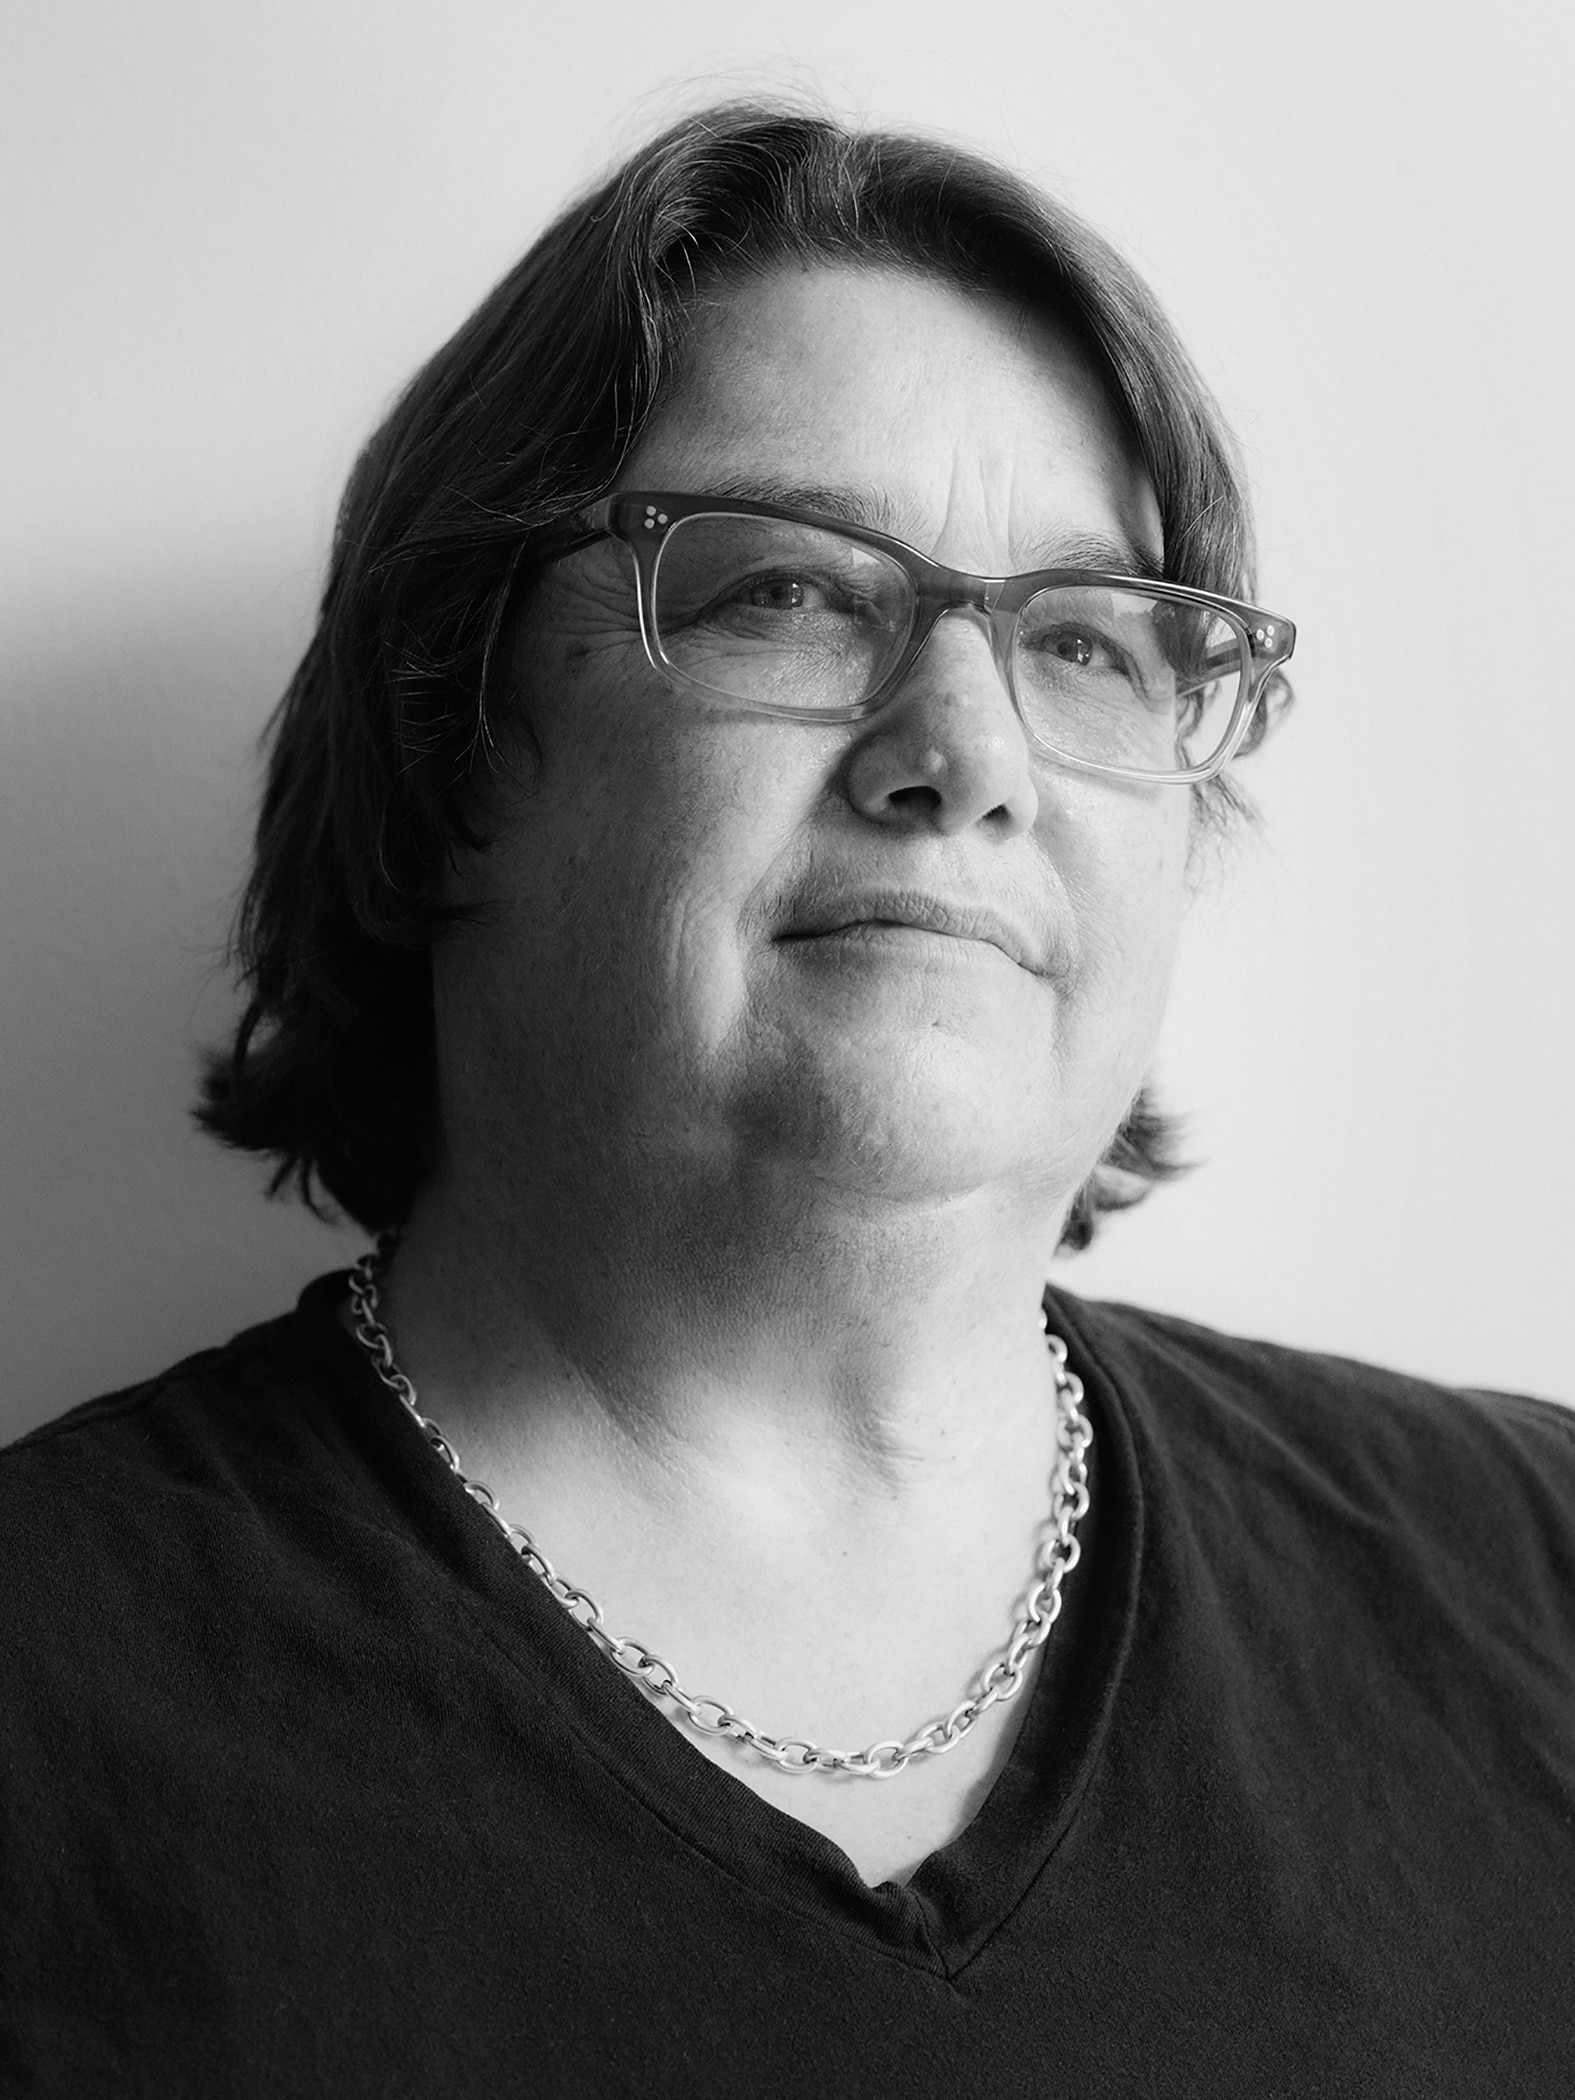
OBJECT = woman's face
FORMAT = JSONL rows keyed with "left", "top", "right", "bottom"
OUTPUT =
{"left": 436, "top": 265, "right": 1192, "bottom": 1228}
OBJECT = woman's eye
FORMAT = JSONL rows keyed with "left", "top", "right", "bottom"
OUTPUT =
{"left": 743, "top": 573, "right": 824, "bottom": 612}
{"left": 1049, "top": 628, "right": 1105, "bottom": 669}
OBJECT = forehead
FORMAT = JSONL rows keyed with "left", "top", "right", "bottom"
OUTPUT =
{"left": 621, "top": 265, "right": 1163, "bottom": 573}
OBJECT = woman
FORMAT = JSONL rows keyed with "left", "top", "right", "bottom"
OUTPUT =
{"left": 2, "top": 104, "right": 1570, "bottom": 2096}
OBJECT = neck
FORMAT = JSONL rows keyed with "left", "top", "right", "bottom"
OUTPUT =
{"left": 381, "top": 1144, "right": 1072, "bottom": 1519}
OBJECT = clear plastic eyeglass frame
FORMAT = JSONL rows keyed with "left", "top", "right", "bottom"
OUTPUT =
{"left": 542, "top": 489, "right": 1297, "bottom": 786}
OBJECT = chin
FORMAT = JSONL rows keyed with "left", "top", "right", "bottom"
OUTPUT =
{"left": 738, "top": 1034, "right": 1088, "bottom": 1208}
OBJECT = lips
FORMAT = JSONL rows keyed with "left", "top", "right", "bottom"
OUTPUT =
{"left": 777, "top": 890, "right": 1046, "bottom": 973}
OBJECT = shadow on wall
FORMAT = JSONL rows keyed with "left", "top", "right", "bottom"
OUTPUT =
{"left": 0, "top": 568, "right": 367, "bottom": 1447}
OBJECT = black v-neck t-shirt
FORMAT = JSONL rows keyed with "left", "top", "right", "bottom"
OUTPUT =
{"left": 2, "top": 1276, "right": 1572, "bottom": 2095}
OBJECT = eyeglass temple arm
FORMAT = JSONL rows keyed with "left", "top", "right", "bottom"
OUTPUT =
{"left": 1171, "top": 626, "right": 1292, "bottom": 698}
{"left": 529, "top": 496, "right": 622, "bottom": 569}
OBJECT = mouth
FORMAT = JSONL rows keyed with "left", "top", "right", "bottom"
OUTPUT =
{"left": 777, "top": 892, "right": 1044, "bottom": 974}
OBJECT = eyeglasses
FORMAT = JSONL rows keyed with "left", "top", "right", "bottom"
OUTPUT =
{"left": 546, "top": 491, "right": 1296, "bottom": 785}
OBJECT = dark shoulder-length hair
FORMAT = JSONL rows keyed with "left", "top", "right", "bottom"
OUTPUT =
{"left": 198, "top": 100, "right": 1283, "bottom": 1248}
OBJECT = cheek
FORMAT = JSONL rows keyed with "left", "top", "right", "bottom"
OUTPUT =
{"left": 1058, "top": 789, "right": 1190, "bottom": 1031}
{"left": 478, "top": 675, "right": 824, "bottom": 1043}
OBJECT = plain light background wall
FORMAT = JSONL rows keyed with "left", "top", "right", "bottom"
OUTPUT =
{"left": 4, "top": 0, "right": 1571, "bottom": 1444}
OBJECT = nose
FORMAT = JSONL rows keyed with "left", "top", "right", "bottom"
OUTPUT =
{"left": 841, "top": 609, "right": 1039, "bottom": 838}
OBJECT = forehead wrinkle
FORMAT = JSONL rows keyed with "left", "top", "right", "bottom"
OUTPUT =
{"left": 950, "top": 412, "right": 1163, "bottom": 579}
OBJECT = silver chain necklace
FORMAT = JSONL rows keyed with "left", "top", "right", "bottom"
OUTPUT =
{"left": 345, "top": 1245, "right": 1092, "bottom": 1781}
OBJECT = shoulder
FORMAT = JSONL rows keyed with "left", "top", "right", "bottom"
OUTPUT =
{"left": 1059, "top": 1290, "right": 1573, "bottom": 1462}
{"left": 0, "top": 1276, "right": 362, "bottom": 1609}
{"left": 0, "top": 1276, "right": 403, "bottom": 1800}
{"left": 3, "top": 1303, "right": 308, "bottom": 1498}
{"left": 1052, "top": 1289, "right": 1575, "bottom": 1627}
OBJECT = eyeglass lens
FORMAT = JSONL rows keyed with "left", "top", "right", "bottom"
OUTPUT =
{"left": 648, "top": 512, "right": 1248, "bottom": 775}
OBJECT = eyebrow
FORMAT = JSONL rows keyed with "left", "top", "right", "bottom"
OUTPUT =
{"left": 697, "top": 476, "right": 908, "bottom": 535}
{"left": 688, "top": 477, "right": 1165, "bottom": 582}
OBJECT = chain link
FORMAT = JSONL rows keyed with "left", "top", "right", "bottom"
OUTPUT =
{"left": 346, "top": 1243, "right": 1091, "bottom": 1781}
